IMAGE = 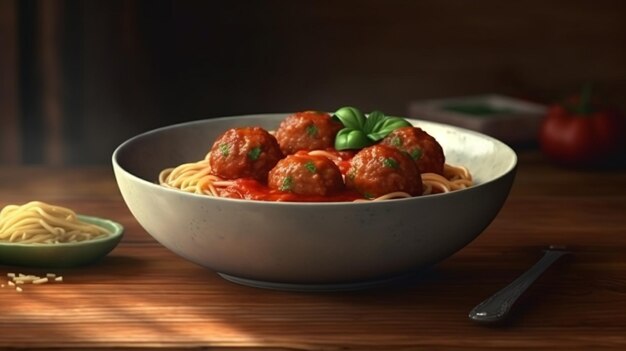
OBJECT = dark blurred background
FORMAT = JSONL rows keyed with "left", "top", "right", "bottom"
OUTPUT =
{"left": 1, "top": 0, "right": 625, "bottom": 165}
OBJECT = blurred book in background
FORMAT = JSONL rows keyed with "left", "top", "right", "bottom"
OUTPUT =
{"left": 408, "top": 95, "right": 547, "bottom": 146}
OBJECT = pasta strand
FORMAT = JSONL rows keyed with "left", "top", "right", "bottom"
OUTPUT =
{"left": 158, "top": 151, "right": 473, "bottom": 201}
{"left": 0, "top": 202, "right": 110, "bottom": 244}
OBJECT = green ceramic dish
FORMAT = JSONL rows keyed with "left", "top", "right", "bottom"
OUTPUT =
{"left": 0, "top": 215, "right": 124, "bottom": 268}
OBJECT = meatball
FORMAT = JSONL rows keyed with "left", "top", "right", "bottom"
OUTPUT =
{"left": 380, "top": 127, "right": 445, "bottom": 174}
{"left": 268, "top": 153, "right": 344, "bottom": 196}
{"left": 209, "top": 127, "right": 283, "bottom": 181}
{"left": 346, "top": 144, "right": 422, "bottom": 198}
{"left": 275, "top": 111, "right": 343, "bottom": 155}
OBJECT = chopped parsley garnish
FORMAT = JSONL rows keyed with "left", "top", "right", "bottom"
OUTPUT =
{"left": 304, "top": 161, "right": 317, "bottom": 173}
{"left": 347, "top": 170, "right": 356, "bottom": 181}
{"left": 280, "top": 176, "right": 294, "bottom": 191}
{"left": 409, "top": 148, "right": 422, "bottom": 160}
{"left": 391, "top": 136, "right": 403, "bottom": 147}
{"left": 383, "top": 157, "right": 399, "bottom": 169}
{"left": 219, "top": 143, "right": 230, "bottom": 157}
{"left": 363, "top": 192, "right": 375, "bottom": 199}
{"left": 306, "top": 124, "right": 318, "bottom": 137}
{"left": 247, "top": 146, "right": 262, "bottom": 160}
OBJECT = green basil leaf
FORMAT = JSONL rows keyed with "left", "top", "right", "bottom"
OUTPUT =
{"left": 372, "top": 115, "right": 388, "bottom": 132}
{"left": 363, "top": 110, "right": 385, "bottom": 133}
{"left": 347, "top": 129, "right": 370, "bottom": 148}
{"left": 334, "top": 128, "right": 353, "bottom": 150}
{"left": 366, "top": 130, "right": 390, "bottom": 141}
{"left": 366, "top": 116, "right": 412, "bottom": 141}
{"left": 334, "top": 128, "right": 370, "bottom": 150}
{"left": 367, "top": 117, "right": 412, "bottom": 141}
{"left": 380, "top": 117, "right": 412, "bottom": 131}
{"left": 334, "top": 106, "right": 366, "bottom": 130}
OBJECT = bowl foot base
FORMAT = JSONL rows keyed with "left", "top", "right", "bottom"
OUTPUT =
{"left": 217, "top": 270, "right": 431, "bottom": 292}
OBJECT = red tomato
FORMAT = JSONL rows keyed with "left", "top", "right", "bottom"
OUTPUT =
{"left": 539, "top": 103, "right": 625, "bottom": 167}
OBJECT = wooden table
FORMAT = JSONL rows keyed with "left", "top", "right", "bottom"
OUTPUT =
{"left": 1, "top": 152, "right": 625, "bottom": 350}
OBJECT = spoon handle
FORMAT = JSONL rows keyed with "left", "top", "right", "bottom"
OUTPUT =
{"left": 468, "top": 248, "right": 569, "bottom": 323}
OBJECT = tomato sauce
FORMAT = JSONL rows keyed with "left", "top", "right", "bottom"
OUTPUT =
{"left": 302, "top": 148, "right": 355, "bottom": 175}
{"left": 218, "top": 178, "right": 363, "bottom": 202}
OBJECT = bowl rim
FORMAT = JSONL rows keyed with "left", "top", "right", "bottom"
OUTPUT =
{"left": 112, "top": 113, "right": 518, "bottom": 206}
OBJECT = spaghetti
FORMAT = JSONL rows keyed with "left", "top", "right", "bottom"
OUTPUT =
{"left": 0, "top": 201, "right": 110, "bottom": 244}
{"left": 159, "top": 151, "right": 473, "bottom": 201}
{"left": 159, "top": 153, "right": 235, "bottom": 197}
{"left": 422, "top": 164, "right": 473, "bottom": 195}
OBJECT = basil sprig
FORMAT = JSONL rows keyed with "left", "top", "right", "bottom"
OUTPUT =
{"left": 333, "top": 107, "right": 412, "bottom": 150}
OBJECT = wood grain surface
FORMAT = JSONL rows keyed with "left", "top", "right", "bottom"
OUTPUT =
{"left": 1, "top": 152, "right": 625, "bottom": 350}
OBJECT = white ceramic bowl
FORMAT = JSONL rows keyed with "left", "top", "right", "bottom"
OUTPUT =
{"left": 112, "top": 114, "right": 517, "bottom": 290}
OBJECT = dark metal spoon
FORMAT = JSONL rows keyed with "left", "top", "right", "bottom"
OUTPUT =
{"left": 469, "top": 245, "right": 570, "bottom": 323}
